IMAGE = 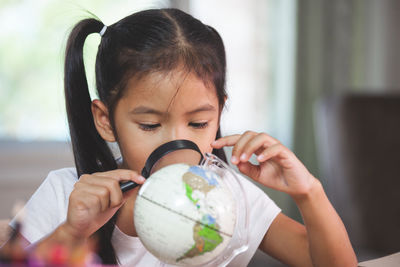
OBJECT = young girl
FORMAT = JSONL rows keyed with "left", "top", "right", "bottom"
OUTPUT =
{"left": 3, "top": 8, "right": 357, "bottom": 266}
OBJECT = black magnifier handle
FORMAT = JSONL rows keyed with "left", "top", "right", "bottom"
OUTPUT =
{"left": 120, "top": 168, "right": 149, "bottom": 193}
{"left": 120, "top": 181, "right": 138, "bottom": 192}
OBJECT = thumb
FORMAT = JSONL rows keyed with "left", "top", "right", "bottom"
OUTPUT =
{"left": 237, "top": 162, "right": 260, "bottom": 182}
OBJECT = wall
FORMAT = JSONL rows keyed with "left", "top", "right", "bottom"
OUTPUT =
{"left": 0, "top": 141, "right": 74, "bottom": 218}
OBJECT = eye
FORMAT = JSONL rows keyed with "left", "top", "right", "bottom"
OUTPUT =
{"left": 189, "top": 122, "right": 208, "bottom": 129}
{"left": 139, "top": 123, "right": 160, "bottom": 131}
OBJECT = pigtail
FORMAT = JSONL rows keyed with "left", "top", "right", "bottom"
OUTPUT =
{"left": 64, "top": 18, "right": 119, "bottom": 265}
{"left": 64, "top": 18, "right": 117, "bottom": 177}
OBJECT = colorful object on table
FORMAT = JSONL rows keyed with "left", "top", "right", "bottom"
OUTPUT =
{"left": 0, "top": 223, "right": 103, "bottom": 267}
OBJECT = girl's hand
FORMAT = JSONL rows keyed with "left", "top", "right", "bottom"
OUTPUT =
{"left": 61, "top": 169, "right": 145, "bottom": 241}
{"left": 211, "top": 131, "right": 317, "bottom": 198}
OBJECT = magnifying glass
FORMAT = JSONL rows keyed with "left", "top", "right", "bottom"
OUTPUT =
{"left": 120, "top": 140, "right": 203, "bottom": 192}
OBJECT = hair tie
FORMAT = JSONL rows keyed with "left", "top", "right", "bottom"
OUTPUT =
{"left": 99, "top": 25, "right": 107, "bottom": 37}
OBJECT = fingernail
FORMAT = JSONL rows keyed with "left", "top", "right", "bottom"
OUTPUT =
{"left": 211, "top": 140, "right": 218, "bottom": 146}
{"left": 138, "top": 176, "right": 146, "bottom": 183}
{"left": 240, "top": 153, "right": 247, "bottom": 161}
{"left": 257, "top": 154, "right": 265, "bottom": 161}
{"left": 231, "top": 156, "right": 239, "bottom": 164}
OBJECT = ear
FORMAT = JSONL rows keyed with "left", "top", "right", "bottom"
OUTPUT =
{"left": 91, "top": 99, "right": 116, "bottom": 142}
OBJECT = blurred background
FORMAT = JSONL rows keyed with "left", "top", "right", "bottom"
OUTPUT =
{"left": 1, "top": 0, "right": 399, "bottom": 265}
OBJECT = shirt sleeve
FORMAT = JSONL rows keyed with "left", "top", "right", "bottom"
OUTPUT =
{"left": 228, "top": 174, "right": 281, "bottom": 267}
{"left": 9, "top": 168, "right": 77, "bottom": 244}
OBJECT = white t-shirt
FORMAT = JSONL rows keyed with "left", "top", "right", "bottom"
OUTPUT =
{"left": 10, "top": 167, "right": 281, "bottom": 266}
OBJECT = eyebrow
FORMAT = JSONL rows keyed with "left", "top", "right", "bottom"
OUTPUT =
{"left": 130, "top": 106, "right": 163, "bottom": 115}
{"left": 185, "top": 104, "right": 216, "bottom": 115}
{"left": 130, "top": 104, "right": 216, "bottom": 116}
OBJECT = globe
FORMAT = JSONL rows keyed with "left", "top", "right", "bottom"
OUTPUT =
{"left": 134, "top": 163, "right": 237, "bottom": 266}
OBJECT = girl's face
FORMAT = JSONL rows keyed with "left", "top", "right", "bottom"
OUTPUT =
{"left": 113, "top": 69, "right": 221, "bottom": 173}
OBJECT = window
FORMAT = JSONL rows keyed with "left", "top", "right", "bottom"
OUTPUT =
{"left": 0, "top": 0, "right": 296, "bottom": 146}
{"left": 0, "top": 0, "right": 169, "bottom": 140}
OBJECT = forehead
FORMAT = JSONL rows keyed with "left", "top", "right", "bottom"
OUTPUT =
{"left": 122, "top": 69, "right": 219, "bottom": 111}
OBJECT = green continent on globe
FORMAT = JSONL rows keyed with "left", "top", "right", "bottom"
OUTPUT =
{"left": 184, "top": 183, "right": 199, "bottom": 205}
{"left": 177, "top": 222, "right": 223, "bottom": 262}
{"left": 177, "top": 168, "right": 223, "bottom": 262}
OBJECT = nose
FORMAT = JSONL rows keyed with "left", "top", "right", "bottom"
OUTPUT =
{"left": 164, "top": 125, "right": 190, "bottom": 143}
{"left": 171, "top": 126, "right": 188, "bottom": 141}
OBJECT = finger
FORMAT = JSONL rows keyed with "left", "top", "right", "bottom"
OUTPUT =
{"left": 73, "top": 193, "right": 103, "bottom": 216}
{"left": 240, "top": 133, "right": 280, "bottom": 162}
{"left": 237, "top": 161, "right": 261, "bottom": 181}
{"left": 257, "top": 143, "right": 293, "bottom": 168}
{"left": 211, "top": 133, "right": 254, "bottom": 165}
{"left": 93, "top": 169, "right": 145, "bottom": 183}
{"left": 74, "top": 183, "right": 110, "bottom": 212}
{"left": 230, "top": 131, "right": 258, "bottom": 164}
{"left": 212, "top": 132, "right": 279, "bottom": 151}
{"left": 79, "top": 176, "right": 124, "bottom": 208}
{"left": 211, "top": 134, "right": 242, "bottom": 149}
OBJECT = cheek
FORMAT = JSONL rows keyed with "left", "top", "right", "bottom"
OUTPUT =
{"left": 115, "top": 124, "right": 157, "bottom": 172}
{"left": 117, "top": 138, "right": 147, "bottom": 172}
{"left": 197, "top": 124, "right": 219, "bottom": 155}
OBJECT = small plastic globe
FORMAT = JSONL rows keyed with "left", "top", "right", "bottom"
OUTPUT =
{"left": 134, "top": 163, "right": 237, "bottom": 266}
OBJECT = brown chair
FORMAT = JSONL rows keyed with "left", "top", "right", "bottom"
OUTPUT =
{"left": 314, "top": 93, "right": 400, "bottom": 261}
